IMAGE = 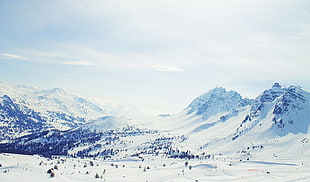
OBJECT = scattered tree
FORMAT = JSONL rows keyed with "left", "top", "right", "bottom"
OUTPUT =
{"left": 185, "top": 161, "right": 188, "bottom": 167}
{"left": 54, "top": 165, "right": 58, "bottom": 170}
{"left": 50, "top": 171, "right": 55, "bottom": 178}
{"left": 47, "top": 168, "right": 53, "bottom": 174}
{"left": 47, "top": 168, "right": 55, "bottom": 178}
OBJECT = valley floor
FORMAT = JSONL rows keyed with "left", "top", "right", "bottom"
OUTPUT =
{"left": 0, "top": 153, "right": 309, "bottom": 182}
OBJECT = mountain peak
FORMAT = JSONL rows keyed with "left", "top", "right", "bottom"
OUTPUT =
{"left": 235, "top": 83, "right": 310, "bottom": 140}
{"left": 258, "top": 83, "right": 286, "bottom": 103}
{"left": 209, "top": 87, "right": 226, "bottom": 92}
{"left": 272, "top": 82, "right": 282, "bottom": 89}
{"left": 186, "top": 87, "right": 251, "bottom": 119}
{"left": 43, "top": 87, "right": 67, "bottom": 95}
{"left": 52, "top": 87, "right": 65, "bottom": 92}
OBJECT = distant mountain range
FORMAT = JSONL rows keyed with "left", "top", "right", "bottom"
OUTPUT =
{"left": 0, "top": 82, "right": 109, "bottom": 141}
{"left": 0, "top": 82, "right": 309, "bottom": 162}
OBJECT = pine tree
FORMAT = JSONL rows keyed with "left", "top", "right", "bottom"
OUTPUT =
{"left": 50, "top": 171, "right": 55, "bottom": 178}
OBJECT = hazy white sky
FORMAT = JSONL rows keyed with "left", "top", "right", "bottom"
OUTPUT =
{"left": 0, "top": 0, "right": 309, "bottom": 114}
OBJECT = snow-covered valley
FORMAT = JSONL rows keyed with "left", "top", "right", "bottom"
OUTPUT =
{"left": 1, "top": 151, "right": 309, "bottom": 182}
{"left": 0, "top": 82, "right": 309, "bottom": 181}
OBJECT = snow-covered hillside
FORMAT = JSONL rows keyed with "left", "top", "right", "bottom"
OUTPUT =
{"left": 0, "top": 82, "right": 107, "bottom": 119}
{"left": 154, "top": 83, "right": 310, "bottom": 156}
{"left": 0, "top": 83, "right": 142, "bottom": 140}
{"left": 0, "top": 83, "right": 109, "bottom": 140}
{"left": 0, "top": 94, "right": 48, "bottom": 141}
{"left": 80, "top": 116, "right": 130, "bottom": 132}
{"left": 0, "top": 82, "right": 309, "bottom": 181}
{"left": 186, "top": 87, "right": 252, "bottom": 120}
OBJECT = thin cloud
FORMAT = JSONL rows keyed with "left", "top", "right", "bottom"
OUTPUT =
{"left": 63, "top": 61, "right": 96, "bottom": 66}
{"left": 0, "top": 53, "right": 29, "bottom": 60}
{"left": 154, "top": 66, "right": 185, "bottom": 72}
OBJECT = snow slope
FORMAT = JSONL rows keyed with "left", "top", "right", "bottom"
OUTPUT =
{"left": 0, "top": 82, "right": 309, "bottom": 181}
{"left": 79, "top": 116, "right": 129, "bottom": 132}
{"left": 0, "top": 82, "right": 127, "bottom": 140}
{"left": 186, "top": 87, "right": 252, "bottom": 120}
{"left": 0, "top": 82, "right": 107, "bottom": 120}
{"left": 158, "top": 83, "right": 310, "bottom": 160}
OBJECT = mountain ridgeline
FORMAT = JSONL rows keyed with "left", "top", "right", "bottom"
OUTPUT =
{"left": 0, "top": 82, "right": 309, "bottom": 161}
{"left": 0, "top": 83, "right": 105, "bottom": 141}
{"left": 186, "top": 87, "right": 252, "bottom": 120}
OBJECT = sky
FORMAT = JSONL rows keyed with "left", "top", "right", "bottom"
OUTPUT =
{"left": 0, "top": 0, "right": 310, "bottom": 115}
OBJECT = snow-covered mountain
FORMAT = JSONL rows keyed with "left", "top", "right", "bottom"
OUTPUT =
{"left": 79, "top": 116, "right": 130, "bottom": 132}
{"left": 0, "top": 83, "right": 114, "bottom": 140}
{"left": 0, "top": 83, "right": 107, "bottom": 119}
{"left": 166, "top": 83, "right": 310, "bottom": 159}
{"left": 0, "top": 82, "right": 309, "bottom": 164}
{"left": 0, "top": 94, "right": 48, "bottom": 141}
{"left": 0, "top": 82, "right": 309, "bottom": 182}
{"left": 186, "top": 87, "right": 252, "bottom": 120}
{"left": 233, "top": 83, "right": 310, "bottom": 140}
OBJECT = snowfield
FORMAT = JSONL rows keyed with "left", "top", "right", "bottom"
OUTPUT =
{"left": 0, "top": 152, "right": 309, "bottom": 182}
{"left": 1, "top": 83, "right": 309, "bottom": 181}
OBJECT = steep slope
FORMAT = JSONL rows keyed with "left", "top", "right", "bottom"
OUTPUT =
{"left": 186, "top": 87, "right": 252, "bottom": 120}
{"left": 233, "top": 83, "right": 310, "bottom": 140}
{"left": 0, "top": 120, "right": 163, "bottom": 159}
{"left": 0, "top": 83, "right": 109, "bottom": 140}
{"left": 180, "top": 83, "right": 310, "bottom": 158}
{"left": 0, "top": 95, "right": 48, "bottom": 141}
{"left": 150, "top": 87, "right": 252, "bottom": 133}
{"left": 0, "top": 83, "right": 107, "bottom": 120}
{"left": 0, "top": 82, "right": 308, "bottom": 163}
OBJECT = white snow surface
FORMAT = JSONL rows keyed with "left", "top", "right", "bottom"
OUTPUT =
{"left": 1, "top": 83, "right": 310, "bottom": 181}
{"left": 79, "top": 116, "right": 129, "bottom": 132}
{"left": 0, "top": 82, "right": 107, "bottom": 120}
{"left": 0, "top": 150, "right": 309, "bottom": 182}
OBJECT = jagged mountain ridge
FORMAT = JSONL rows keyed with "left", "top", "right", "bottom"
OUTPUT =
{"left": 0, "top": 95, "right": 48, "bottom": 141}
{"left": 175, "top": 83, "right": 310, "bottom": 158}
{"left": 233, "top": 83, "right": 310, "bottom": 140}
{"left": 184, "top": 83, "right": 309, "bottom": 137}
{"left": 0, "top": 83, "right": 107, "bottom": 119}
{"left": 0, "top": 83, "right": 309, "bottom": 161}
{"left": 142, "top": 83, "right": 310, "bottom": 157}
{"left": 0, "top": 83, "right": 112, "bottom": 140}
{"left": 186, "top": 87, "right": 252, "bottom": 120}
